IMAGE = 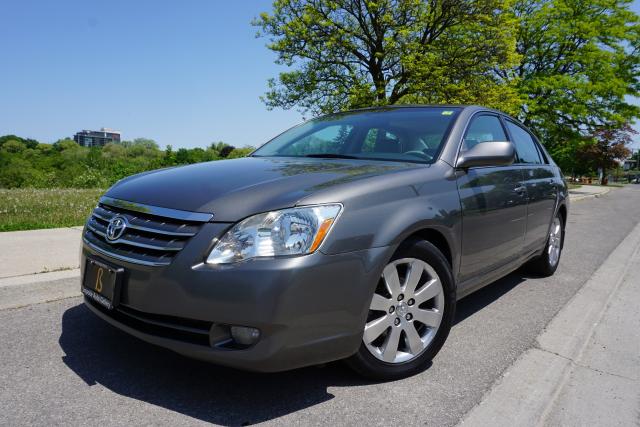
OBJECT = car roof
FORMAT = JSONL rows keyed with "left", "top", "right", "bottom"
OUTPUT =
{"left": 345, "top": 104, "right": 487, "bottom": 111}
{"left": 343, "top": 104, "right": 511, "bottom": 118}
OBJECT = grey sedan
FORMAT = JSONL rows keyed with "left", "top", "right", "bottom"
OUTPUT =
{"left": 80, "top": 105, "right": 567, "bottom": 379}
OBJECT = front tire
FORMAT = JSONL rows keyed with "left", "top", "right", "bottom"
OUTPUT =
{"left": 347, "top": 239, "right": 456, "bottom": 380}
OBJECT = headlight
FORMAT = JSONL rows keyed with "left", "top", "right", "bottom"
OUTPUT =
{"left": 206, "top": 204, "right": 342, "bottom": 264}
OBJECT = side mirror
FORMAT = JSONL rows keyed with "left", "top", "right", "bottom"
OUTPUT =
{"left": 456, "top": 141, "right": 516, "bottom": 169}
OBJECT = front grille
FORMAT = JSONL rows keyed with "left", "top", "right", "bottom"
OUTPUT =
{"left": 83, "top": 200, "right": 209, "bottom": 266}
{"left": 86, "top": 298, "right": 213, "bottom": 346}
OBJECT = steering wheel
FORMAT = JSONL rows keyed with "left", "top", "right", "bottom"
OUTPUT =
{"left": 404, "top": 150, "right": 433, "bottom": 161}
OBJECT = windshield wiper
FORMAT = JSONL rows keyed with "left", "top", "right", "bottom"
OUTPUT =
{"left": 303, "top": 153, "right": 360, "bottom": 159}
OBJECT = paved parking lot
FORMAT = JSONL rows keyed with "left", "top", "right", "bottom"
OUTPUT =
{"left": 0, "top": 186, "right": 638, "bottom": 426}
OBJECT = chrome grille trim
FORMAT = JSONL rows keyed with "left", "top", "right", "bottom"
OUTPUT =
{"left": 83, "top": 238, "right": 170, "bottom": 267}
{"left": 93, "top": 205, "right": 200, "bottom": 237}
{"left": 86, "top": 220, "right": 183, "bottom": 252}
{"left": 99, "top": 196, "right": 213, "bottom": 222}
{"left": 92, "top": 208, "right": 196, "bottom": 237}
{"left": 83, "top": 198, "right": 210, "bottom": 266}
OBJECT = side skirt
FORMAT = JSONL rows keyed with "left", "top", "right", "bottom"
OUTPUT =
{"left": 455, "top": 251, "right": 540, "bottom": 300}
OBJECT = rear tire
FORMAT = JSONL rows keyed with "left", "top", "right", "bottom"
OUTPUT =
{"left": 347, "top": 239, "right": 456, "bottom": 380}
{"left": 526, "top": 213, "right": 564, "bottom": 277}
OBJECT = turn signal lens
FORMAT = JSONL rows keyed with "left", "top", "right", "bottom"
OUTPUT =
{"left": 309, "top": 218, "right": 335, "bottom": 253}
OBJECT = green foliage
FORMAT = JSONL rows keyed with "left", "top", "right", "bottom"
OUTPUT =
{"left": 256, "top": 0, "right": 640, "bottom": 173}
{"left": 227, "top": 147, "right": 255, "bottom": 159}
{"left": 551, "top": 124, "right": 636, "bottom": 179}
{"left": 509, "top": 0, "right": 640, "bottom": 145}
{"left": 254, "top": 0, "right": 521, "bottom": 115}
{"left": 578, "top": 124, "right": 636, "bottom": 183}
{"left": 0, "top": 136, "right": 255, "bottom": 189}
{"left": 547, "top": 138, "right": 593, "bottom": 176}
{"left": 0, "top": 134, "right": 39, "bottom": 149}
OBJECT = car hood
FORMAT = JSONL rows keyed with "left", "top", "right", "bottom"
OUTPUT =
{"left": 105, "top": 157, "right": 420, "bottom": 221}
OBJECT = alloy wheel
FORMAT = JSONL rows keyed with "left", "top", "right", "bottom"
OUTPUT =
{"left": 548, "top": 217, "right": 562, "bottom": 267}
{"left": 363, "top": 258, "right": 444, "bottom": 364}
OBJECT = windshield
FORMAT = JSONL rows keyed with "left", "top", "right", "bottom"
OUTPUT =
{"left": 252, "top": 107, "right": 461, "bottom": 164}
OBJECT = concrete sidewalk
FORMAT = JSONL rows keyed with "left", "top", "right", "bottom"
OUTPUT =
{"left": 460, "top": 220, "right": 640, "bottom": 426}
{"left": 568, "top": 184, "right": 612, "bottom": 201}
{"left": 0, "top": 227, "right": 83, "bottom": 279}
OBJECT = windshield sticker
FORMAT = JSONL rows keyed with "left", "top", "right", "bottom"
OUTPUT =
{"left": 441, "top": 110, "right": 454, "bottom": 116}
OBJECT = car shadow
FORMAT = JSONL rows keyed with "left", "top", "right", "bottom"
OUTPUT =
{"left": 454, "top": 271, "right": 529, "bottom": 325}
{"left": 59, "top": 303, "right": 366, "bottom": 426}
{"left": 59, "top": 270, "right": 529, "bottom": 426}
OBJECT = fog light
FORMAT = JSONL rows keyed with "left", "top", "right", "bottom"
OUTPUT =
{"left": 230, "top": 326, "right": 260, "bottom": 346}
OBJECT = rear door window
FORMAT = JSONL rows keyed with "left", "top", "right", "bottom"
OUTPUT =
{"left": 505, "top": 121, "right": 542, "bottom": 164}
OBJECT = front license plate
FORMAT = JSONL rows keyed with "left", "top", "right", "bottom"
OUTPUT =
{"left": 82, "top": 258, "right": 123, "bottom": 310}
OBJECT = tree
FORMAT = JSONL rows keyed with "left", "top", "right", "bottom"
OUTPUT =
{"left": 130, "top": 138, "right": 160, "bottom": 150}
{"left": 507, "top": 0, "right": 640, "bottom": 147}
{"left": 175, "top": 148, "right": 191, "bottom": 164}
{"left": 1, "top": 140, "right": 26, "bottom": 154}
{"left": 0, "top": 134, "right": 39, "bottom": 149}
{"left": 546, "top": 137, "right": 592, "bottom": 176}
{"left": 254, "top": 0, "right": 520, "bottom": 115}
{"left": 163, "top": 145, "right": 175, "bottom": 166}
{"left": 218, "top": 145, "right": 235, "bottom": 158}
{"left": 209, "top": 141, "right": 233, "bottom": 157}
{"left": 577, "top": 124, "right": 636, "bottom": 184}
{"left": 53, "top": 139, "right": 79, "bottom": 151}
{"left": 0, "top": 134, "right": 242, "bottom": 189}
{"left": 255, "top": 0, "right": 640, "bottom": 173}
{"left": 102, "top": 142, "right": 127, "bottom": 158}
{"left": 227, "top": 147, "right": 256, "bottom": 159}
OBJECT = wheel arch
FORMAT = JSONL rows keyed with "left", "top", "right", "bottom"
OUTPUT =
{"left": 403, "top": 228, "right": 453, "bottom": 269}
{"left": 557, "top": 203, "right": 567, "bottom": 229}
{"left": 557, "top": 203, "right": 567, "bottom": 249}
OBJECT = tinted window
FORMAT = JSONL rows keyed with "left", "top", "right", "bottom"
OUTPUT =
{"left": 278, "top": 124, "right": 353, "bottom": 156}
{"left": 506, "top": 121, "right": 542, "bottom": 164}
{"left": 361, "top": 129, "right": 400, "bottom": 153}
{"left": 252, "top": 108, "right": 461, "bottom": 164}
{"left": 462, "top": 115, "right": 507, "bottom": 151}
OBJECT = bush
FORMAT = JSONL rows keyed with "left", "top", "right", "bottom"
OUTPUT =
{"left": 0, "top": 134, "right": 255, "bottom": 189}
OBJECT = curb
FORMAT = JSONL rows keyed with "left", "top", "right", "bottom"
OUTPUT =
{"left": 568, "top": 186, "right": 611, "bottom": 202}
{"left": 0, "top": 269, "right": 81, "bottom": 311}
{"left": 459, "top": 219, "right": 640, "bottom": 426}
{"left": 0, "top": 269, "right": 80, "bottom": 288}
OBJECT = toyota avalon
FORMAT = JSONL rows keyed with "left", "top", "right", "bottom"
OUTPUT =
{"left": 80, "top": 105, "right": 568, "bottom": 379}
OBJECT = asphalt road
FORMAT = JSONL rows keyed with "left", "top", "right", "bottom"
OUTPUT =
{"left": 1, "top": 186, "right": 639, "bottom": 427}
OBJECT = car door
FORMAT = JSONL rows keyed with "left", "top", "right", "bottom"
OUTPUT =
{"left": 504, "top": 119, "right": 557, "bottom": 255}
{"left": 456, "top": 114, "right": 528, "bottom": 286}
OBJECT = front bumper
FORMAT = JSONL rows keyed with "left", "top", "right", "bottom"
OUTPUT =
{"left": 81, "top": 222, "right": 393, "bottom": 372}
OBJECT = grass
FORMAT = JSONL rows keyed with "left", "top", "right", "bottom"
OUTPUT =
{"left": 0, "top": 188, "right": 104, "bottom": 232}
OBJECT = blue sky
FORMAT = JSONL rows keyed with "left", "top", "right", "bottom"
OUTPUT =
{"left": 1, "top": 0, "right": 639, "bottom": 149}
{"left": 0, "top": 0, "right": 300, "bottom": 148}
